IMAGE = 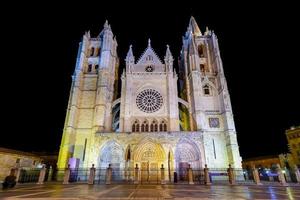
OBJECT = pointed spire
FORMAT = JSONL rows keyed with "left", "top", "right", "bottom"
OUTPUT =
{"left": 204, "top": 26, "right": 211, "bottom": 36}
{"left": 148, "top": 38, "right": 151, "bottom": 47}
{"left": 165, "top": 45, "right": 173, "bottom": 59}
{"left": 164, "top": 45, "right": 174, "bottom": 65}
{"left": 104, "top": 20, "right": 109, "bottom": 28}
{"left": 125, "top": 45, "right": 134, "bottom": 64}
{"left": 188, "top": 35, "right": 197, "bottom": 55}
{"left": 189, "top": 16, "right": 202, "bottom": 36}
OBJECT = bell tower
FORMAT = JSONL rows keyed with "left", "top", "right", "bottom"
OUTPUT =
{"left": 57, "top": 21, "right": 119, "bottom": 168}
{"left": 180, "top": 16, "right": 242, "bottom": 167}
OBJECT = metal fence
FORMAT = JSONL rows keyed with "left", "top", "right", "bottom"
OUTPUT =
{"left": 18, "top": 169, "right": 41, "bottom": 183}
{"left": 15, "top": 166, "right": 300, "bottom": 185}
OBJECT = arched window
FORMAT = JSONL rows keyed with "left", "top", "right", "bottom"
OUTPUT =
{"left": 150, "top": 120, "right": 158, "bottom": 132}
{"left": 200, "top": 64, "right": 205, "bottom": 72}
{"left": 96, "top": 48, "right": 100, "bottom": 56}
{"left": 198, "top": 45, "right": 205, "bottom": 58}
{"left": 88, "top": 64, "right": 92, "bottom": 72}
{"left": 90, "top": 47, "right": 95, "bottom": 57}
{"left": 95, "top": 65, "right": 99, "bottom": 73}
{"left": 160, "top": 121, "right": 167, "bottom": 132}
{"left": 154, "top": 123, "right": 158, "bottom": 132}
{"left": 145, "top": 124, "right": 149, "bottom": 132}
{"left": 141, "top": 121, "right": 148, "bottom": 132}
{"left": 132, "top": 120, "right": 140, "bottom": 132}
{"left": 203, "top": 85, "right": 210, "bottom": 95}
{"left": 163, "top": 124, "right": 167, "bottom": 131}
{"left": 141, "top": 124, "right": 145, "bottom": 132}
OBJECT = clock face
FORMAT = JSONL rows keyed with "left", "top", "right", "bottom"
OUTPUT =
{"left": 145, "top": 65, "right": 154, "bottom": 72}
{"left": 209, "top": 118, "right": 220, "bottom": 128}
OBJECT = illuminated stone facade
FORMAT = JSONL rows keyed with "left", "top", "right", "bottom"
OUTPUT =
{"left": 57, "top": 17, "right": 242, "bottom": 171}
{"left": 286, "top": 126, "right": 300, "bottom": 166}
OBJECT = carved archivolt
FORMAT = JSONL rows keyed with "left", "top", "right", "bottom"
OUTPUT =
{"left": 133, "top": 138, "right": 166, "bottom": 162}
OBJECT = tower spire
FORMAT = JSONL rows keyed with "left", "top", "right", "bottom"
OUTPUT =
{"left": 148, "top": 38, "right": 151, "bottom": 47}
{"left": 165, "top": 45, "right": 173, "bottom": 60}
{"left": 164, "top": 45, "right": 174, "bottom": 70}
{"left": 125, "top": 45, "right": 135, "bottom": 64}
{"left": 104, "top": 20, "right": 109, "bottom": 29}
{"left": 189, "top": 16, "right": 202, "bottom": 36}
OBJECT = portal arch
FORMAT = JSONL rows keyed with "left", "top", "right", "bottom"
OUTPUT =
{"left": 175, "top": 138, "right": 202, "bottom": 169}
{"left": 99, "top": 140, "right": 124, "bottom": 169}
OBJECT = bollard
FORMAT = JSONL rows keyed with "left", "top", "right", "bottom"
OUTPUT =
{"left": 47, "top": 166, "right": 53, "bottom": 181}
{"left": 88, "top": 164, "right": 96, "bottom": 185}
{"left": 14, "top": 167, "right": 21, "bottom": 184}
{"left": 63, "top": 165, "right": 70, "bottom": 184}
{"left": 174, "top": 171, "right": 178, "bottom": 183}
{"left": 160, "top": 164, "right": 165, "bottom": 185}
{"left": 252, "top": 167, "right": 262, "bottom": 185}
{"left": 204, "top": 164, "right": 211, "bottom": 185}
{"left": 134, "top": 164, "right": 139, "bottom": 184}
{"left": 106, "top": 164, "right": 112, "bottom": 185}
{"left": 276, "top": 164, "right": 288, "bottom": 186}
{"left": 37, "top": 166, "right": 46, "bottom": 184}
{"left": 227, "top": 164, "right": 235, "bottom": 185}
{"left": 293, "top": 165, "right": 300, "bottom": 183}
{"left": 188, "top": 164, "right": 194, "bottom": 185}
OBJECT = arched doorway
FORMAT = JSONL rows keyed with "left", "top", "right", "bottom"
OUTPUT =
{"left": 133, "top": 138, "right": 166, "bottom": 183}
{"left": 99, "top": 140, "right": 124, "bottom": 169}
{"left": 175, "top": 138, "right": 201, "bottom": 180}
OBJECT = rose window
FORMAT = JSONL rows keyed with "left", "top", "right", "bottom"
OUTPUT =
{"left": 136, "top": 89, "right": 163, "bottom": 113}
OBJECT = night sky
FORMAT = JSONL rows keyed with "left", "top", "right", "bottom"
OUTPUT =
{"left": 1, "top": 2, "right": 299, "bottom": 159}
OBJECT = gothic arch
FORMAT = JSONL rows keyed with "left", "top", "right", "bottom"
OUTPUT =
{"left": 202, "top": 78, "right": 217, "bottom": 96}
{"left": 133, "top": 138, "right": 166, "bottom": 162}
{"left": 99, "top": 140, "right": 124, "bottom": 168}
{"left": 175, "top": 138, "right": 201, "bottom": 169}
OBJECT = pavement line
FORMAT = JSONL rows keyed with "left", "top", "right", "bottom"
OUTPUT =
{"left": 83, "top": 185, "right": 122, "bottom": 200}
{"left": 4, "top": 185, "right": 81, "bottom": 199}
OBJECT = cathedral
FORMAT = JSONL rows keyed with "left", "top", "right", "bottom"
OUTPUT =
{"left": 57, "top": 17, "right": 242, "bottom": 173}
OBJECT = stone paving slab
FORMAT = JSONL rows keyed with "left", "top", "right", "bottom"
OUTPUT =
{"left": 0, "top": 183, "right": 300, "bottom": 199}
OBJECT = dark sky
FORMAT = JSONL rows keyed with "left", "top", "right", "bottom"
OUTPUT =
{"left": 1, "top": 2, "right": 299, "bottom": 159}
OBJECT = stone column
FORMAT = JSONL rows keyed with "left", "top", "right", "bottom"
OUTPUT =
{"left": 276, "top": 164, "right": 288, "bottom": 186}
{"left": 63, "top": 165, "right": 70, "bottom": 184}
{"left": 161, "top": 164, "right": 165, "bottom": 185}
{"left": 293, "top": 165, "right": 300, "bottom": 183}
{"left": 134, "top": 164, "right": 139, "bottom": 184}
{"left": 106, "top": 164, "right": 112, "bottom": 185}
{"left": 227, "top": 164, "right": 235, "bottom": 185}
{"left": 47, "top": 166, "right": 53, "bottom": 181}
{"left": 188, "top": 164, "right": 194, "bottom": 185}
{"left": 88, "top": 164, "right": 96, "bottom": 185}
{"left": 252, "top": 167, "right": 262, "bottom": 185}
{"left": 204, "top": 164, "right": 211, "bottom": 185}
{"left": 37, "top": 166, "right": 46, "bottom": 184}
{"left": 14, "top": 168, "right": 21, "bottom": 184}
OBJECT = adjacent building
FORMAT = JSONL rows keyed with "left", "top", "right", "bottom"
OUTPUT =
{"left": 286, "top": 126, "right": 300, "bottom": 167}
{"left": 0, "top": 148, "right": 43, "bottom": 181}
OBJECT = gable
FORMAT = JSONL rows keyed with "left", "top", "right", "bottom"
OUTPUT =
{"left": 136, "top": 47, "right": 163, "bottom": 65}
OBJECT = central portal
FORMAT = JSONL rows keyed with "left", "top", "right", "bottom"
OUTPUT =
{"left": 133, "top": 139, "right": 166, "bottom": 183}
{"left": 141, "top": 162, "right": 158, "bottom": 183}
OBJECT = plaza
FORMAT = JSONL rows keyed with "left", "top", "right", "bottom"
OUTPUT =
{"left": 1, "top": 183, "right": 300, "bottom": 199}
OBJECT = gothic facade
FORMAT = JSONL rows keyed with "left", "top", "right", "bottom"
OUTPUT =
{"left": 57, "top": 17, "right": 242, "bottom": 172}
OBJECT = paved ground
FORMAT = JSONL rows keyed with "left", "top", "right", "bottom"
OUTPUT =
{"left": 0, "top": 183, "right": 300, "bottom": 199}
